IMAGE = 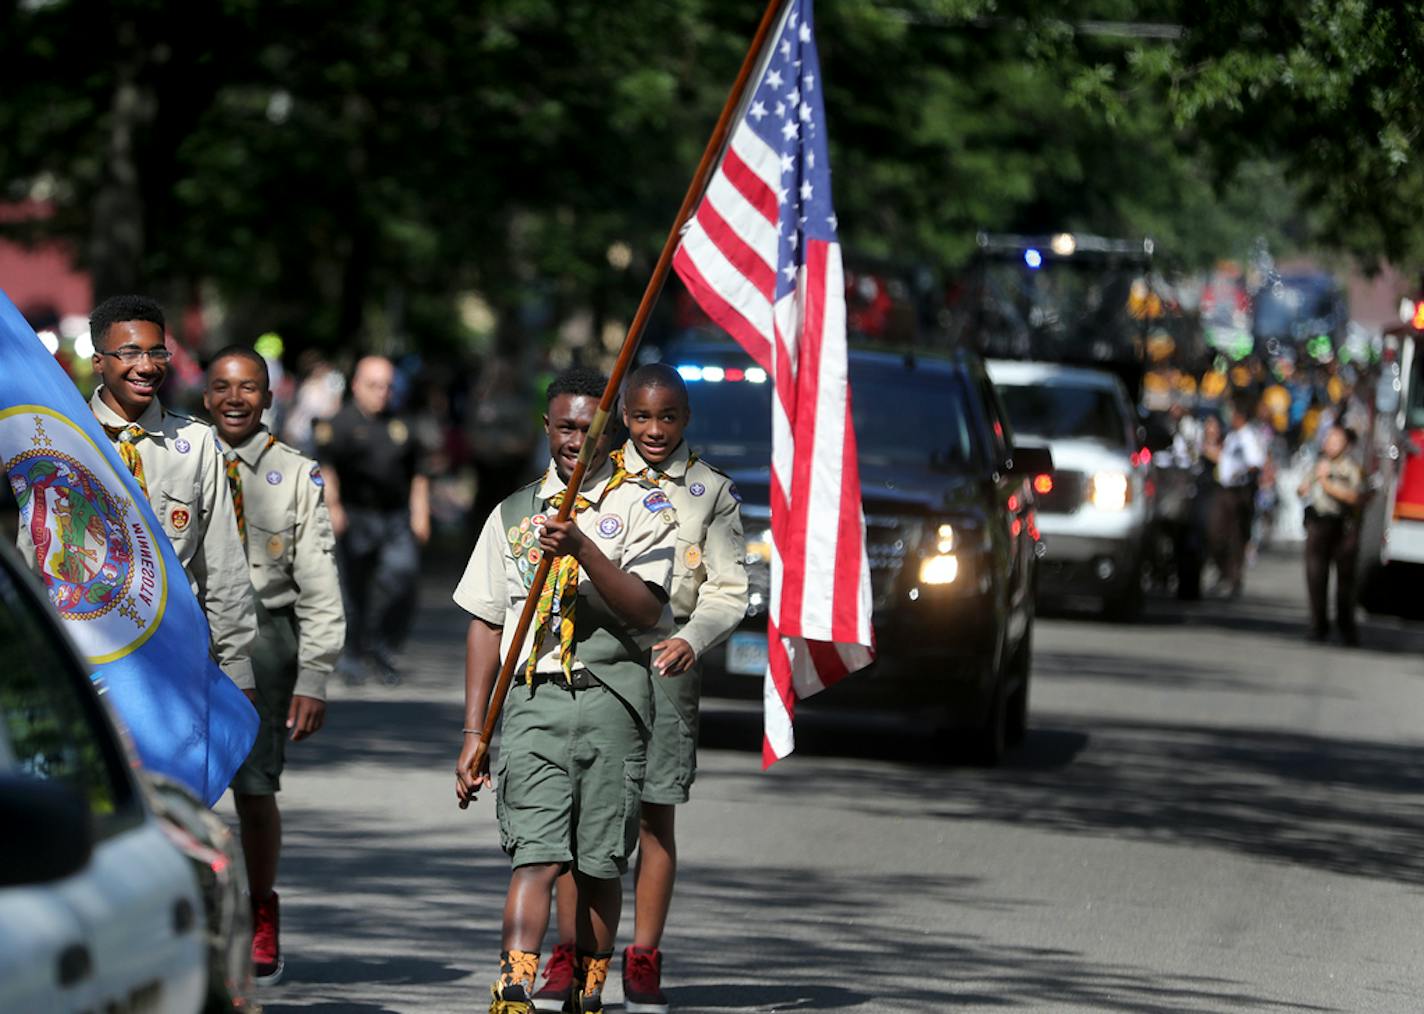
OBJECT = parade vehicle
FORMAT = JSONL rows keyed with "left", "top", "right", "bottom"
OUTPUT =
{"left": 1360, "top": 308, "right": 1424, "bottom": 611}
{"left": 661, "top": 340, "right": 1048, "bottom": 763}
{"left": 0, "top": 544, "right": 251, "bottom": 1013}
{"left": 986, "top": 360, "right": 1152, "bottom": 619}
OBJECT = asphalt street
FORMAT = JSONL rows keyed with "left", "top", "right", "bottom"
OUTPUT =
{"left": 228, "top": 548, "right": 1424, "bottom": 1013}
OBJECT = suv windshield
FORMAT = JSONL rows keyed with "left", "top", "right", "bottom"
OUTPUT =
{"left": 997, "top": 383, "right": 1126, "bottom": 445}
{"left": 679, "top": 358, "right": 978, "bottom": 472}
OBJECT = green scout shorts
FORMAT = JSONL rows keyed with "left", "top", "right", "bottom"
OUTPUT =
{"left": 495, "top": 679, "right": 647, "bottom": 879}
{"left": 230, "top": 604, "right": 299, "bottom": 797}
{"left": 642, "top": 664, "right": 701, "bottom": 806}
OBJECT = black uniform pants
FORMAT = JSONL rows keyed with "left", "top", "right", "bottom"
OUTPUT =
{"left": 338, "top": 507, "right": 420, "bottom": 656}
{"left": 1304, "top": 511, "right": 1359, "bottom": 638}
{"left": 1209, "top": 485, "right": 1254, "bottom": 589}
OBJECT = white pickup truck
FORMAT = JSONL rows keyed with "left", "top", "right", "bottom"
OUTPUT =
{"left": 987, "top": 359, "right": 1152, "bottom": 618}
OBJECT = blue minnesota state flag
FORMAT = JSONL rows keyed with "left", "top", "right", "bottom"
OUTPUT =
{"left": 0, "top": 291, "right": 257, "bottom": 806}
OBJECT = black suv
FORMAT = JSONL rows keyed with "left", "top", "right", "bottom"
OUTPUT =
{"left": 662, "top": 341, "right": 1049, "bottom": 762}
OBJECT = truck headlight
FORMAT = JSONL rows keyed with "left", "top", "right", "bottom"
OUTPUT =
{"left": 1089, "top": 471, "right": 1130, "bottom": 511}
{"left": 919, "top": 553, "right": 959, "bottom": 585}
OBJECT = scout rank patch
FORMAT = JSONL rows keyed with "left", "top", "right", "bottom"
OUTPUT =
{"left": 683, "top": 544, "right": 702, "bottom": 569}
{"left": 597, "top": 514, "right": 623, "bottom": 538}
{"left": 266, "top": 469, "right": 282, "bottom": 485}
{"left": 174, "top": 437, "right": 191, "bottom": 454}
{"left": 689, "top": 481, "right": 706, "bottom": 497}
{"left": 267, "top": 533, "right": 285, "bottom": 559}
{"left": 509, "top": 516, "right": 544, "bottom": 586}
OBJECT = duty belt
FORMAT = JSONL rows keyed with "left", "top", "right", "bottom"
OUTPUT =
{"left": 526, "top": 668, "right": 601, "bottom": 691}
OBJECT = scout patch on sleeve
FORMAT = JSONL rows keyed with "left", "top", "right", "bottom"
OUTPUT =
{"left": 309, "top": 464, "right": 325, "bottom": 487}
{"left": 597, "top": 514, "right": 624, "bottom": 538}
{"left": 729, "top": 483, "right": 742, "bottom": 503}
{"left": 266, "top": 469, "right": 283, "bottom": 485}
{"left": 643, "top": 490, "right": 674, "bottom": 513}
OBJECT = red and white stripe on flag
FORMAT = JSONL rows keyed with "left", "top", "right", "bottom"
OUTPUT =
{"left": 673, "top": 0, "right": 875, "bottom": 766}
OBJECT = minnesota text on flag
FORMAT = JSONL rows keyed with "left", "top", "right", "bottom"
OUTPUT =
{"left": 0, "top": 290, "right": 257, "bottom": 806}
{"left": 673, "top": 0, "right": 875, "bottom": 766}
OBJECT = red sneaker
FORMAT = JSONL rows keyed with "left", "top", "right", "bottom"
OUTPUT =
{"left": 251, "top": 891, "right": 285, "bottom": 986}
{"left": 622, "top": 946, "right": 668, "bottom": 1013}
{"left": 532, "top": 942, "right": 577, "bottom": 1012}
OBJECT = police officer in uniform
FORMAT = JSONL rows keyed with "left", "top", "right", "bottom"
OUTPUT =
{"left": 24, "top": 295, "right": 256, "bottom": 691}
{"left": 314, "top": 355, "right": 432, "bottom": 683}
{"left": 204, "top": 346, "right": 347, "bottom": 985}
{"left": 1298, "top": 423, "right": 1365, "bottom": 645}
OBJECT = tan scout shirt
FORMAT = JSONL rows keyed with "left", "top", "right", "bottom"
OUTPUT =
{"left": 218, "top": 428, "right": 346, "bottom": 700}
{"left": 88, "top": 390, "right": 256, "bottom": 689}
{"left": 619, "top": 441, "right": 748, "bottom": 658}
{"left": 1307, "top": 453, "right": 1365, "bottom": 518}
{"left": 453, "top": 459, "right": 677, "bottom": 674}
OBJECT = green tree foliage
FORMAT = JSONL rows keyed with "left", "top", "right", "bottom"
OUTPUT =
{"left": 0, "top": 0, "right": 1400, "bottom": 352}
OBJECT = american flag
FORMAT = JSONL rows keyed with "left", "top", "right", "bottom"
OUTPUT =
{"left": 673, "top": 0, "right": 875, "bottom": 766}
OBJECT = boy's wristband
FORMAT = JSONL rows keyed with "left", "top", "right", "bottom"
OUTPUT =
{"left": 462, "top": 728, "right": 483, "bottom": 736}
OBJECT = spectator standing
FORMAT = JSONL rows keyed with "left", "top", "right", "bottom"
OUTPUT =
{"left": 1298, "top": 424, "right": 1365, "bottom": 645}
{"left": 315, "top": 355, "right": 433, "bottom": 684}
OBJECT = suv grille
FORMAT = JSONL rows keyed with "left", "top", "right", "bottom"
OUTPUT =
{"left": 1037, "top": 470, "right": 1086, "bottom": 514}
{"left": 866, "top": 515, "right": 922, "bottom": 610}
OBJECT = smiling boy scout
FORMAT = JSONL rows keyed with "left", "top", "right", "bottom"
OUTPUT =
{"left": 204, "top": 345, "right": 346, "bottom": 986}
{"left": 22, "top": 295, "right": 257, "bottom": 690}
{"left": 453, "top": 366, "right": 677, "bottom": 1014}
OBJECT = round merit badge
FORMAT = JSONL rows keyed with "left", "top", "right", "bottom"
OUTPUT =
{"left": 265, "top": 469, "right": 282, "bottom": 486}
{"left": 531, "top": 513, "right": 547, "bottom": 527}
{"left": 2, "top": 406, "right": 169, "bottom": 665}
{"left": 597, "top": 514, "right": 623, "bottom": 538}
{"left": 521, "top": 530, "right": 535, "bottom": 548}
{"left": 683, "top": 544, "right": 702, "bottom": 569}
{"left": 527, "top": 547, "right": 542, "bottom": 565}
{"left": 689, "top": 481, "right": 706, "bottom": 497}
{"left": 507, "top": 525, "right": 521, "bottom": 545}
{"left": 520, "top": 517, "right": 530, "bottom": 532}
{"left": 174, "top": 437, "right": 191, "bottom": 454}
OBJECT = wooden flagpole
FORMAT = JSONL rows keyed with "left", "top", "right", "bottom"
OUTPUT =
{"left": 461, "top": 0, "right": 787, "bottom": 805}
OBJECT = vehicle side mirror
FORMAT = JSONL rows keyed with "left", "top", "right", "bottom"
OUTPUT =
{"left": 1006, "top": 444, "right": 1054, "bottom": 477}
{"left": 0, "top": 775, "right": 94, "bottom": 887}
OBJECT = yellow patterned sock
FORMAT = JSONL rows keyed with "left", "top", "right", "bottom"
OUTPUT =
{"left": 499, "top": 949, "right": 540, "bottom": 990}
{"left": 579, "top": 952, "right": 612, "bottom": 996}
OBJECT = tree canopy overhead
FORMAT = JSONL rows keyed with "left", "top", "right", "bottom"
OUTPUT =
{"left": 1, "top": 0, "right": 1418, "bottom": 352}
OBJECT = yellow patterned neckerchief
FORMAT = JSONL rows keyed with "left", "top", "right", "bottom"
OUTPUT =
{"left": 223, "top": 433, "right": 278, "bottom": 546}
{"left": 524, "top": 466, "right": 632, "bottom": 684}
{"left": 609, "top": 445, "right": 698, "bottom": 488}
{"left": 103, "top": 423, "right": 150, "bottom": 498}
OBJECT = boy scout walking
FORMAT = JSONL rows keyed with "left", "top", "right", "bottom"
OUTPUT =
{"left": 534, "top": 364, "right": 746, "bottom": 1013}
{"left": 204, "top": 346, "right": 346, "bottom": 985}
{"left": 453, "top": 367, "right": 677, "bottom": 1014}
{"left": 23, "top": 295, "right": 257, "bottom": 689}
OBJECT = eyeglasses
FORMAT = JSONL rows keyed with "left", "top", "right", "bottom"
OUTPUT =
{"left": 101, "top": 346, "right": 173, "bottom": 365}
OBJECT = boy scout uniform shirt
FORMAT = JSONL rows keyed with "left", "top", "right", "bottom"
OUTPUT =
{"left": 452, "top": 458, "right": 677, "bottom": 725}
{"left": 618, "top": 441, "right": 748, "bottom": 657}
{"left": 218, "top": 427, "right": 346, "bottom": 700}
{"left": 87, "top": 389, "right": 256, "bottom": 689}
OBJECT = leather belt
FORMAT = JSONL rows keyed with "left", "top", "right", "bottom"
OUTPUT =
{"left": 527, "top": 668, "right": 601, "bottom": 690}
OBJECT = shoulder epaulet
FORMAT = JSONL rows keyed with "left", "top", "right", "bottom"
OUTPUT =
{"left": 694, "top": 457, "right": 733, "bottom": 482}
{"left": 272, "top": 438, "right": 314, "bottom": 465}
{"left": 166, "top": 408, "right": 209, "bottom": 431}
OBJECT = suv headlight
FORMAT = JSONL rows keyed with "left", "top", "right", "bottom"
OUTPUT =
{"left": 918, "top": 523, "right": 961, "bottom": 585}
{"left": 1088, "top": 471, "right": 1131, "bottom": 511}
